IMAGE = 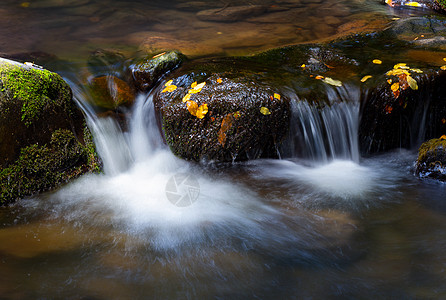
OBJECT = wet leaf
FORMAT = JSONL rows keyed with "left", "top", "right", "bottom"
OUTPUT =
{"left": 165, "top": 80, "right": 173, "bottom": 87}
{"left": 162, "top": 85, "right": 177, "bottom": 93}
{"left": 441, "top": 66, "right": 446, "bottom": 70}
{"left": 260, "top": 107, "right": 271, "bottom": 115}
{"left": 188, "top": 88, "right": 202, "bottom": 94}
{"left": 152, "top": 52, "right": 167, "bottom": 59}
{"left": 218, "top": 129, "right": 227, "bottom": 146}
{"left": 323, "top": 77, "right": 343, "bottom": 87}
{"left": 440, "top": 135, "right": 446, "bottom": 140}
{"left": 407, "top": 75, "right": 418, "bottom": 90}
{"left": 391, "top": 82, "right": 400, "bottom": 92}
{"left": 394, "top": 63, "right": 407, "bottom": 69}
{"left": 217, "top": 78, "right": 222, "bottom": 84}
{"left": 191, "top": 81, "right": 197, "bottom": 88}
{"left": 274, "top": 93, "right": 281, "bottom": 100}
{"left": 20, "top": 2, "right": 30, "bottom": 7}
{"left": 405, "top": 1, "right": 421, "bottom": 6}
{"left": 410, "top": 68, "right": 423, "bottom": 73}
{"left": 393, "top": 89, "right": 400, "bottom": 99}
{"left": 315, "top": 75, "right": 324, "bottom": 80}
{"left": 372, "top": 59, "right": 382, "bottom": 64}
{"left": 444, "top": 58, "right": 446, "bottom": 62}
{"left": 218, "top": 113, "right": 235, "bottom": 146}
{"left": 182, "top": 93, "right": 191, "bottom": 103}
{"left": 361, "top": 75, "right": 372, "bottom": 82}
{"left": 301, "top": 64, "right": 306, "bottom": 68}
{"left": 196, "top": 104, "right": 208, "bottom": 119}
{"left": 186, "top": 100, "right": 198, "bottom": 116}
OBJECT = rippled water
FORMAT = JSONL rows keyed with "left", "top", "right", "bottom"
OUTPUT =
{"left": 1, "top": 1, "right": 446, "bottom": 299}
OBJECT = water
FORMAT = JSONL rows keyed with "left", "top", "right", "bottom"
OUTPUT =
{"left": 1, "top": 1, "right": 446, "bottom": 299}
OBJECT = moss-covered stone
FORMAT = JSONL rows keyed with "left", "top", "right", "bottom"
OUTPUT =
{"left": 0, "top": 129, "right": 92, "bottom": 205}
{"left": 130, "top": 51, "right": 187, "bottom": 92}
{"left": 415, "top": 138, "right": 446, "bottom": 181}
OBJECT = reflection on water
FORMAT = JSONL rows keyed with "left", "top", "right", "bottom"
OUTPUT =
{"left": 0, "top": 0, "right": 392, "bottom": 59}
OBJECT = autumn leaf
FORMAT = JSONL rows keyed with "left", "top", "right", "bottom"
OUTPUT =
{"left": 217, "top": 78, "right": 223, "bottom": 83}
{"left": 393, "top": 89, "right": 400, "bottom": 99}
{"left": 260, "top": 107, "right": 271, "bottom": 115}
{"left": 165, "top": 80, "right": 173, "bottom": 87}
{"left": 162, "top": 85, "right": 177, "bottom": 93}
{"left": 218, "top": 113, "right": 235, "bottom": 146}
{"left": 444, "top": 58, "right": 446, "bottom": 62}
{"left": 410, "top": 68, "right": 423, "bottom": 73}
{"left": 440, "top": 135, "right": 446, "bottom": 140}
{"left": 301, "top": 64, "right": 306, "bottom": 68}
{"left": 372, "top": 59, "right": 382, "bottom": 64}
{"left": 361, "top": 75, "right": 372, "bottom": 82}
{"left": 196, "top": 104, "right": 208, "bottom": 119}
{"left": 186, "top": 101, "right": 198, "bottom": 116}
{"left": 274, "top": 93, "right": 281, "bottom": 100}
{"left": 152, "top": 52, "right": 167, "bottom": 59}
{"left": 194, "top": 82, "right": 206, "bottom": 90}
{"left": 387, "top": 79, "right": 393, "bottom": 84}
{"left": 182, "top": 93, "right": 191, "bottom": 103}
{"left": 441, "top": 66, "right": 446, "bottom": 70}
{"left": 406, "top": 75, "right": 418, "bottom": 90}
{"left": 191, "top": 81, "right": 197, "bottom": 88}
{"left": 20, "top": 2, "right": 30, "bottom": 7}
{"left": 323, "top": 77, "right": 343, "bottom": 87}
{"left": 394, "top": 63, "right": 408, "bottom": 69}
{"left": 405, "top": 1, "right": 421, "bottom": 6}
{"left": 385, "top": 105, "right": 393, "bottom": 114}
{"left": 391, "top": 82, "right": 400, "bottom": 92}
{"left": 315, "top": 75, "right": 324, "bottom": 80}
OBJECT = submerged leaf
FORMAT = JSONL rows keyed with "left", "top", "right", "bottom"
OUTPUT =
{"left": 407, "top": 75, "right": 418, "bottom": 90}
{"left": 260, "top": 107, "right": 271, "bottom": 115}
{"left": 323, "top": 77, "right": 343, "bottom": 87}
{"left": 361, "top": 75, "right": 372, "bottom": 82}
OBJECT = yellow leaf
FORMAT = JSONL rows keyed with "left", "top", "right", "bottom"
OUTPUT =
{"left": 391, "top": 82, "right": 400, "bottom": 92}
{"left": 194, "top": 82, "right": 206, "bottom": 90}
{"left": 260, "top": 107, "right": 271, "bottom": 115}
{"left": 372, "top": 59, "right": 382, "bottom": 64}
{"left": 387, "top": 79, "right": 393, "bottom": 84}
{"left": 361, "top": 75, "right": 372, "bottom": 82}
{"left": 443, "top": 58, "right": 446, "bottom": 62}
{"left": 405, "top": 1, "right": 421, "bottom": 6}
{"left": 315, "top": 75, "right": 324, "bottom": 80}
{"left": 393, "top": 63, "right": 407, "bottom": 69}
{"left": 387, "top": 69, "right": 405, "bottom": 76}
{"left": 301, "top": 64, "right": 306, "bottom": 68}
{"left": 274, "top": 93, "right": 281, "bottom": 100}
{"left": 165, "top": 80, "right": 173, "bottom": 87}
{"left": 323, "top": 77, "right": 343, "bottom": 87}
{"left": 407, "top": 75, "right": 418, "bottom": 90}
{"left": 162, "top": 85, "right": 177, "bottom": 93}
{"left": 196, "top": 104, "right": 208, "bottom": 119}
{"left": 410, "top": 68, "right": 423, "bottom": 73}
{"left": 217, "top": 78, "right": 222, "bottom": 83}
{"left": 182, "top": 93, "right": 191, "bottom": 103}
{"left": 191, "top": 81, "right": 197, "bottom": 88}
{"left": 188, "top": 88, "right": 202, "bottom": 94}
{"left": 441, "top": 65, "right": 446, "bottom": 70}
{"left": 186, "top": 101, "right": 198, "bottom": 116}
{"left": 440, "top": 135, "right": 446, "bottom": 140}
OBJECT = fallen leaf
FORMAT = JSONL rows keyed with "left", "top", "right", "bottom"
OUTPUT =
{"left": 162, "top": 85, "right": 177, "bottom": 93}
{"left": 165, "top": 80, "right": 173, "bottom": 87}
{"left": 440, "top": 135, "right": 446, "bottom": 140}
{"left": 301, "top": 64, "right": 306, "bottom": 68}
{"left": 385, "top": 105, "right": 393, "bottom": 114}
{"left": 391, "top": 82, "right": 400, "bottom": 92}
{"left": 442, "top": 118, "right": 446, "bottom": 124}
{"left": 217, "top": 78, "right": 223, "bottom": 83}
{"left": 20, "top": 2, "right": 30, "bottom": 7}
{"left": 233, "top": 111, "right": 241, "bottom": 119}
{"left": 373, "top": 59, "right": 382, "bottom": 64}
{"left": 182, "top": 93, "right": 191, "bottom": 103}
{"left": 361, "top": 75, "right": 372, "bottom": 82}
{"left": 191, "top": 81, "right": 197, "bottom": 88}
{"left": 274, "top": 93, "right": 281, "bottom": 100}
{"left": 194, "top": 82, "right": 206, "bottom": 90}
{"left": 406, "top": 75, "right": 418, "bottom": 90}
{"left": 323, "top": 77, "right": 343, "bottom": 87}
{"left": 441, "top": 66, "right": 446, "bottom": 70}
{"left": 186, "top": 101, "right": 198, "bottom": 116}
{"left": 410, "top": 68, "right": 423, "bottom": 73}
{"left": 260, "top": 107, "right": 271, "bottom": 115}
{"left": 218, "top": 113, "right": 235, "bottom": 146}
{"left": 188, "top": 88, "right": 202, "bottom": 94}
{"left": 387, "top": 79, "right": 393, "bottom": 84}
{"left": 196, "top": 104, "right": 208, "bottom": 119}
{"left": 444, "top": 58, "right": 446, "bottom": 62}
{"left": 405, "top": 1, "right": 421, "bottom": 6}
{"left": 315, "top": 75, "right": 324, "bottom": 80}
{"left": 394, "top": 63, "right": 407, "bottom": 69}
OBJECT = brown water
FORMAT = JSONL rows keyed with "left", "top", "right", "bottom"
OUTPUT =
{"left": 1, "top": 1, "right": 446, "bottom": 299}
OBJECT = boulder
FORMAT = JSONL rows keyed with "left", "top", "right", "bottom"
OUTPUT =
{"left": 415, "top": 137, "right": 446, "bottom": 181}
{"left": 87, "top": 76, "right": 135, "bottom": 110}
{"left": 0, "top": 58, "right": 99, "bottom": 205}
{"left": 130, "top": 51, "right": 187, "bottom": 92}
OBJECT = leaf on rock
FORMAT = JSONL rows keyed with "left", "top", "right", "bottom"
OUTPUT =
{"left": 385, "top": 105, "right": 393, "bottom": 114}
{"left": 405, "top": 1, "right": 421, "bottom": 6}
{"left": 410, "top": 68, "right": 423, "bottom": 73}
{"left": 182, "top": 93, "right": 191, "bottom": 103}
{"left": 196, "top": 104, "right": 208, "bottom": 119}
{"left": 387, "top": 79, "right": 393, "bottom": 84}
{"left": 260, "top": 107, "right": 271, "bottom": 115}
{"left": 394, "top": 63, "right": 408, "bottom": 69}
{"left": 407, "top": 75, "right": 418, "bottom": 90}
{"left": 186, "top": 100, "right": 198, "bottom": 116}
{"left": 217, "top": 78, "right": 223, "bottom": 83}
{"left": 274, "top": 93, "right": 281, "bottom": 100}
{"left": 315, "top": 75, "right": 324, "bottom": 80}
{"left": 191, "top": 81, "right": 197, "bottom": 88}
{"left": 323, "top": 77, "right": 343, "bottom": 86}
{"left": 162, "top": 85, "right": 177, "bottom": 93}
{"left": 165, "top": 80, "right": 173, "bottom": 87}
{"left": 194, "top": 82, "right": 206, "bottom": 90}
{"left": 372, "top": 59, "right": 382, "bottom": 64}
{"left": 361, "top": 75, "right": 372, "bottom": 82}
{"left": 218, "top": 113, "right": 235, "bottom": 147}
{"left": 440, "top": 135, "right": 446, "bottom": 140}
{"left": 441, "top": 66, "right": 446, "bottom": 70}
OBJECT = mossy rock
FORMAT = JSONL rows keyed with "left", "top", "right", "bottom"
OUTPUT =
{"left": 0, "top": 129, "right": 99, "bottom": 206}
{"left": 0, "top": 58, "right": 85, "bottom": 167}
{"left": 130, "top": 51, "right": 187, "bottom": 92}
{"left": 155, "top": 74, "right": 290, "bottom": 162}
{"left": 415, "top": 138, "right": 446, "bottom": 181}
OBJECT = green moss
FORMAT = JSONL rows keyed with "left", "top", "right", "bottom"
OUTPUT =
{"left": 0, "top": 129, "right": 91, "bottom": 205}
{"left": 0, "top": 62, "right": 72, "bottom": 126}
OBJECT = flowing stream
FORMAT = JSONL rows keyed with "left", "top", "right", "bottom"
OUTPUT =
{"left": 1, "top": 0, "right": 446, "bottom": 299}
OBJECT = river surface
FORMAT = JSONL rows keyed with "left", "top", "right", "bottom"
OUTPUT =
{"left": 1, "top": 0, "right": 446, "bottom": 299}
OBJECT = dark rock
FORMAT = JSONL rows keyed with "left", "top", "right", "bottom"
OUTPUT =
{"left": 87, "top": 49, "right": 127, "bottom": 77}
{"left": 154, "top": 72, "right": 290, "bottom": 162}
{"left": 87, "top": 76, "right": 135, "bottom": 110}
{"left": 130, "top": 51, "right": 187, "bottom": 92}
{"left": 196, "top": 5, "right": 267, "bottom": 22}
{"left": 415, "top": 138, "right": 446, "bottom": 181}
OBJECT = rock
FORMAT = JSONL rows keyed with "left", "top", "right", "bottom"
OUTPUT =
{"left": 138, "top": 35, "right": 224, "bottom": 57}
{"left": 154, "top": 71, "right": 290, "bottom": 162}
{"left": 196, "top": 5, "right": 267, "bottom": 22}
{"left": 87, "top": 76, "right": 135, "bottom": 110}
{"left": 388, "top": 16, "right": 446, "bottom": 43}
{"left": 87, "top": 49, "right": 127, "bottom": 77}
{"left": 130, "top": 51, "right": 187, "bottom": 92}
{"left": 415, "top": 138, "right": 446, "bottom": 181}
{"left": 0, "top": 58, "right": 99, "bottom": 205}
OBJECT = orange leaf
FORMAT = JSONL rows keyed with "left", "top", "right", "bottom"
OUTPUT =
{"left": 385, "top": 105, "right": 393, "bottom": 114}
{"left": 217, "top": 78, "right": 222, "bottom": 84}
{"left": 186, "top": 100, "right": 198, "bottom": 116}
{"left": 315, "top": 75, "right": 324, "bottom": 80}
{"left": 196, "top": 104, "right": 208, "bottom": 119}
{"left": 440, "top": 135, "right": 446, "bottom": 140}
{"left": 391, "top": 82, "right": 400, "bottom": 92}
{"left": 162, "top": 85, "right": 177, "bottom": 93}
{"left": 218, "top": 113, "right": 235, "bottom": 146}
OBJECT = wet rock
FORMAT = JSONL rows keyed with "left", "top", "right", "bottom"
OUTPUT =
{"left": 87, "top": 48, "right": 127, "bottom": 77}
{"left": 87, "top": 76, "right": 135, "bottom": 110}
{"left": 196, "top": 5, "right": 267, "bottom": 22}
{"left": 0, "top": 58, "right": 98, "bottom": 205}
{"left": 154, "top": 71, "right": 290, "bottom": 162}
{"left": 388, "top": 16, "right": 446, "bottom": 44}
{"left": 138, "top": 35, "right": 224, "bottom": 57}
{"left": 415, "top": 138, "right": 446, "bottom": 181}
{"left": 130, "top": 51, "right": 187, "bottom": 92}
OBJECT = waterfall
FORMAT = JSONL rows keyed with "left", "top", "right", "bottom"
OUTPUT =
{"left": 284, "top": 86, "right": 360, "bottom": 163}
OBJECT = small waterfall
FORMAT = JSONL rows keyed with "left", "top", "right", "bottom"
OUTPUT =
{"left": 285, "top": 86, "right": 360, "bottom": 163}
